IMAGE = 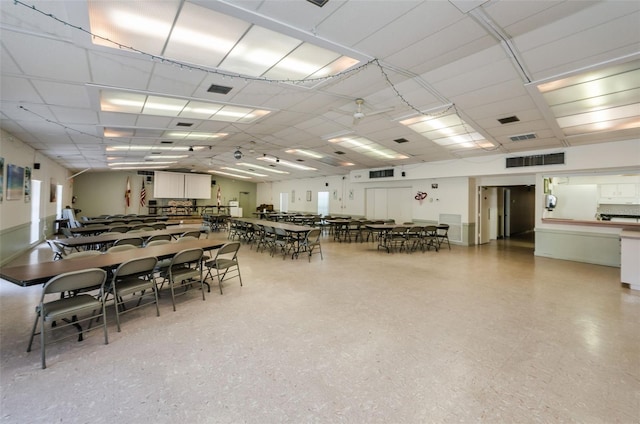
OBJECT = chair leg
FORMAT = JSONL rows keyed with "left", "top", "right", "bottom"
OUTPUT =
{"left": 216, "top": 269, "right": 224, "bottom": 295}
{"left": 27, "top": 313, "right": 40, "bottom": 353}
{"left": 40, "top": 316, "right": 46, "bottom": 369}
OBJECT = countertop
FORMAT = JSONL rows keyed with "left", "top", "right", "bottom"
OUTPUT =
{"left": 542, "top": 218, "right": 640, "bottom": 229}
{"left": 620, "top": 229, "right": 640, "bottom": 239}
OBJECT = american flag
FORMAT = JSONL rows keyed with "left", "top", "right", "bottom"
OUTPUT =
{"left": 216, "top": 185, "right": 221, "bottom": 208}
{"left": 140, "top": 179, "right": 146, "bottom": 207}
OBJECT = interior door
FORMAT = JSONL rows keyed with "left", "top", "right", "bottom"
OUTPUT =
{"left": 239, "top": 191, "right": 250, "bottom": 218}
{"left": 478, "top": 186, "right": 491, "bottom": 244}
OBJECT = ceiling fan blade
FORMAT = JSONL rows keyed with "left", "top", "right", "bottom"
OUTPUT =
{"left": 365, "top": 106, "right": 395, "bottom": 117}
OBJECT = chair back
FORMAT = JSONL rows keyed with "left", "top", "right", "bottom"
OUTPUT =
{"left": 216, "top": 241, "right": 241, "bottom": 258}
{"left": 306, "top": 228, "right": 322, "bottom": 243}
{"left": 145, "top": 239, "right": 171, "bottom": 247}
{"left": 108, "top": 226, "right": 129, "bottom": 233}
{"left": 424, "top": 225, "right": 438, "bottom": 235}
{"left": 180, "top": 230, "right": 201, "bottom": 239}
{"left": 64, "top": 250, "right": 102, "bottom": 260}
{"left": 146, "top": 234, "right": 172, "bottom": 244}
{"left": 113, "top": 237, "right": 144, "bottom": 247}
{"left": 176, "top": 236, "right": 198, "bottom": 242}
{"left": 113, "top": 256, "right": 158, "bottom": 279}
{"left": 151, "top": 223, "right": 167, "bottom": 230}
{"left": 43, "top": 268, "right": 107, "bottom": 295}
{"left": 170, "top": 248, "right": 204, "bottom": 268}
{"left": 106, "top": 244, "right": 138, "bottom": 253}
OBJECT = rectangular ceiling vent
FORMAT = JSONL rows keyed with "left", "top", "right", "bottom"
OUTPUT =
{"left": 136, "top": 170, "right": 154, "bottom": 176}
{"left": 160, "top": 140, "right": 174, "bottom": 144}
{"left": 506, "top": 152, "right": 565, "bottom": 168}
{"left": 394, "top": 137, "right": 409, "bottom": 143}
{"left": 334, "top": 151, "right": 346, "bottom": 155}
{"left": 176, "top": 122, "right": 193, "bottom": 127}
{"left": 498, "top": 115, "right": 520, "bottom": 124}
{"left": 207, "top": 84, "right": 233, "bottom": 95}
{"left": 307, "top": 0, "right": 329, "bottom": 7}
{"left": 369, "top": 169, "right": 394, "bottom": 179}
{"left": 509, "top": 133, "right": 537, "bottom": 142}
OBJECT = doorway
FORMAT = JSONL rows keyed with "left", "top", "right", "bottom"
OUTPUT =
{"left": 239, "top": 191, "right": 250, "bottom": 218}
{"left": 478, "top": 185, "right": 535, "bottom": 246}
{"left": 317, "top": 191, "right": 329, "bottom": 217}
{"left": 30, "top": 180, "right": 41, "bottom": 244}
{"left": 279, "top": 192, "right": 289, "bottom": 213}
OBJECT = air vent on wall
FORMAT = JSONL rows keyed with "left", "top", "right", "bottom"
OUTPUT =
{"left": 369, "top": 169, "right": 394, "bottom": 179}
{"left": 498, "top": 115, "right": 520, "bottom": 124}
{"left": 506, "top": 152, "right": 564, "bottom": 168}
{"left": 207, "top": 84, "right": 233, "bottom": 95}
{"left": 509, "top": 133, "right": 537, "bottom": 142}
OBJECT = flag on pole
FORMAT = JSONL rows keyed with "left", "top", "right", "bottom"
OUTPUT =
{"left": 216, "top": 185, "right": 221, "bottom": 209}
{"left": 125, "top": 177, "right": 131, "bottom": 208}
{"left": 140, "top": 178, "right": 146, "bottom": 207}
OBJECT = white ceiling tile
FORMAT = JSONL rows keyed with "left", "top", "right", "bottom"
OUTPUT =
{"left": 1, "top": 0, "right": 638, "bottom": 179}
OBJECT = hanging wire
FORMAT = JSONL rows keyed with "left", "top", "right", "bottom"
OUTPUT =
{"left": 13, "top": 0, "right": 503, "bottom": 154}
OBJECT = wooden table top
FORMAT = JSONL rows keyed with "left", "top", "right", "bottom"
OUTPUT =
{"left": 57, "top": 225, "right": 204, "bottom": 248}
{"left": 0, "top": 237, "right": 226, "bottom": 287}
{"left": 231, "top": 217, "right": 311, "bottom": 233}
{"left": 70, "top": 221, "right": 170, "bottom": 235}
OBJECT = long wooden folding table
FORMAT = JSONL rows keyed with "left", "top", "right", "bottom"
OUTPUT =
{"left": 0, "top": 238, "right": 226, "bottom": 287}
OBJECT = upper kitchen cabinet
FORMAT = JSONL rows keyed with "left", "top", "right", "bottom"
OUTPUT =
{"left": 599, "top": 183, "right": 639, "bottom": 204}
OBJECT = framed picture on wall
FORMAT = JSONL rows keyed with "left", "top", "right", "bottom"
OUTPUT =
{"left": 24, "top": 166, "right": 31, "bottom": 203}
{"left": 306, "top": 190, "right": 312, "bottom": 202}
{"left": 6, "top": 164, "right": 24, "bottom": 200}
{"left": 0, "top": 157, "right": 4, "bottom": 202}
{"left": 50, "top": 178, "right": 57, "bottom": 203}
{"left": 291, "top": 190, "right": 295, "bottom": 203}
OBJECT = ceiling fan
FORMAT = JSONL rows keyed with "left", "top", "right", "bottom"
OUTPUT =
{"left": 336, "top": 98, "right": 395, "bottom": 125}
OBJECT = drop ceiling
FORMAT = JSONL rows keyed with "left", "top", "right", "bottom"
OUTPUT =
{"left": 1, "top": 0, "right": 639, "bottom": 182}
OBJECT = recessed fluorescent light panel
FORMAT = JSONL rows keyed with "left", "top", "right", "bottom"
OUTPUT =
{"left": 110, "top": 165, "right": 171, "bottom": 170}
{"left": 106, "top": 145, "right": 205, "bottom": 152}
{"left": 537, "top": 61, "right": 640, "bottom": 138}
{"left": 257, "top": 156, "right": 317, "bottom": 171}
{"left": 87, "top": 1, "right": 359, "bottom": 84}
{"left": 208, "top": 170, "right": 251, "bottom": 179}
{"left": 327, "top": 136, "right": 408, "bottom": 160}
{"left": 109, "top": 161, "right": 176, "bottom": 166}
{"left": 399, "top": 114, "right": 494, "bottom": 150}
{"left": 220, "top": 167, "right": 267, "bottom": 177}
{"left": 236, "top": 163, "right": 289, "bottom": 175}
{"left": 285, "top": 149, "right": 354, "bottom": 167}
{"left": 100, "top": 90, "right": 269, "bottom": 123}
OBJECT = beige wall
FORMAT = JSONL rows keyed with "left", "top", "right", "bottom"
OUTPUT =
{"left": 72, "top": 171, "right": 257, "bottom": 218}
{"left": 0, "top": 130, "right": 71, "bottom": 264}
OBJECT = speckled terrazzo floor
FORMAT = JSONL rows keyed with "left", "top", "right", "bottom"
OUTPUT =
{"left": 1, "top": 233, "right": 638, "bottom": 423}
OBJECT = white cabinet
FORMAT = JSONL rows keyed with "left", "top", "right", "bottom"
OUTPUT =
{"left": 599, "top": 183, "right": 639, "bottom": 204}
{"left": 620, "top": 230, "right": 640, "bottom": 291}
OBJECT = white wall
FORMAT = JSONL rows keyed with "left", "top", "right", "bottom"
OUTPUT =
{"left": 0, "top": 130, "right": 71, "bottom": 264}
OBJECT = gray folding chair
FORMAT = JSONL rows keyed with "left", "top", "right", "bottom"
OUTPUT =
{"left": 298, "top": 228, "right": 323, "bottom": 262}
{"left": 204, "top": 242, "right": 242, "bottom": 294}
{"left": 162, "top": 248, "right": 205, "bottom": 311}
{"left": 108, "top": 256, "right": 159, "bottom": 332}
{"left": 27, "top": 268, "right": 108, "bottom": 369}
